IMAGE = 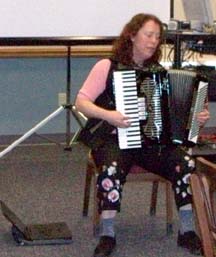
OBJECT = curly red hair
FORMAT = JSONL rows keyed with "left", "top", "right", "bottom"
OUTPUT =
{"left": 112, "top": 13, "right": 164, "bottom": 66}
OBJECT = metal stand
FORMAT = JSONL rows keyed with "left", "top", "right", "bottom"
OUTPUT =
{"left": 69, "top": 105, "right": 87, "bottom": 146}
{"left": 65, "top": 47, "right": 72, "bottom": 150}
{"left": 0, "top": 105, "right": 68, "bottom": 159}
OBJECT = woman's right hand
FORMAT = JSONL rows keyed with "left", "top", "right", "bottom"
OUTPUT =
{"left": 75, "top": 98, "right": 131, "bottom": 128}
{"left": 105, "top": 110, "right": 131, "bottom": 128}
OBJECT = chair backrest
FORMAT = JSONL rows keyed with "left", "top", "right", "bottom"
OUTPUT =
{"left": 190, "top": 157, "right": 216, "bottom": 257}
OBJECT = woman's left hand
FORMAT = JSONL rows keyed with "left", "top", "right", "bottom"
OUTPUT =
{"left": 196, "top": 106, "right": 210, "bottom": 126}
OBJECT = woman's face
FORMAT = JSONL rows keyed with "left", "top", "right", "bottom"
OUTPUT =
{"left": 131, "top": 20, "right": 161, "bottom": 65}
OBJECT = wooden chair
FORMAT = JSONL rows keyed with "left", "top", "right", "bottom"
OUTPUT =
{"left": 82, "top": 151, "right": 174, "bottom": 236}
{"left": 71, "top": 105, "right": 174, "bottom": 236}
{"left": 190, "top": 157, "right": 216, "bottom": 257}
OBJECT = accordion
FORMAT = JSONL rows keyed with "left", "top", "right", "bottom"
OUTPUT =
{"left": 113, "top": 68, "right": 208, "bottom": 149}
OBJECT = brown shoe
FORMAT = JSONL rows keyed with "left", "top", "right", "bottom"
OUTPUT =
{"left": 93, "top": 236, "right": 116, "bottom": 257}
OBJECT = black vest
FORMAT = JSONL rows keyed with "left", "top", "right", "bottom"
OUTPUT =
{"left": 94, "top": 58, "right": 165, "bottom": 110}
{"left": 77, "top": 58, "right": 165, "bottom": 149}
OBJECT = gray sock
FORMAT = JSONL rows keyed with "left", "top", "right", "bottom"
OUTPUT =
{"left": 178, "top": 209, "right": 195, "bottom": 234}
{"left": 100, "top": 218, "right": 115, "bottom": 238}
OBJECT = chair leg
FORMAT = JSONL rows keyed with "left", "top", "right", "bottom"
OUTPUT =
{"left": 166, "top": 182, "right": 173, "bottom": 235}
{"left": 93, "top": 174, "right": 100, "bottom": 236}
{"left": 82, "top": 161, "right": 94, "bottom": 217}
{"left": 190, "top": 173, "right": 214, "bottom": 257}
{"left": 150, "top": 181, "right": 159, "bottom": 216}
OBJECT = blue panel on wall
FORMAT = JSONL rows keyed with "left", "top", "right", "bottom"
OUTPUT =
{"left": 0, "top": 57, "right": 98, "bottom": 136}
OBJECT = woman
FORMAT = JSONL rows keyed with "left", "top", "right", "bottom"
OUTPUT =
{"left": 75, "top": 13, "right": 210, "bottom": 257}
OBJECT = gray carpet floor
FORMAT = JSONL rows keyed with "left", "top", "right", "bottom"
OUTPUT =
{"left": 0, "top": 142, "right": 201, "bottom": 257}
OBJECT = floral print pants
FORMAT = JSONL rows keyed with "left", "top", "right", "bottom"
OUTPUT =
{"left": 92, "top": 135, "right": 195, "bottom": 214}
